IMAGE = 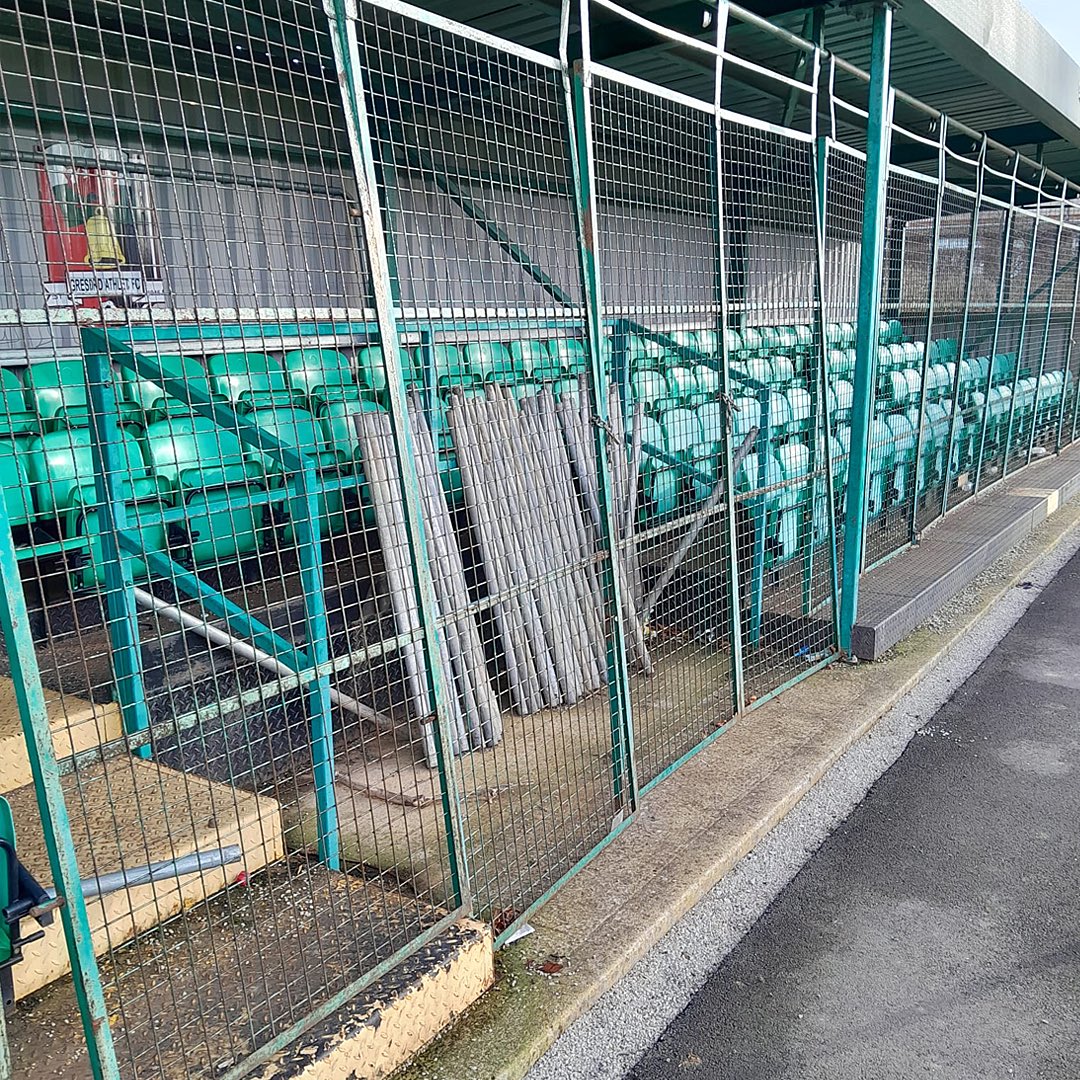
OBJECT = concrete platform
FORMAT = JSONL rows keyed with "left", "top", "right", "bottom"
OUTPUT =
{"left": 852, "top": 444, "right": 1080, "bottom": 660}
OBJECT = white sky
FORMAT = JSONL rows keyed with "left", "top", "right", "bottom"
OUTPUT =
{"left": 1023, "top": 0, "right": 1080, "bottom": 65}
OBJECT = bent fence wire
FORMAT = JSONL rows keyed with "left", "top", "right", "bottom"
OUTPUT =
{"left": 0, "top": 0, "right": 1076, "bottom": 1076}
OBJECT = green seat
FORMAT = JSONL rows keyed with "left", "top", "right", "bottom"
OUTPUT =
{"left": 463, "top": 341, "right": 513, "bottom": 382}
{"left": 693, "top": 363, "right": 719, "bottom": 400}
{"left": 283, "top": 349, "right": 367, "bottom": 406}
{"left": 0, "top": 443, "right": 35, "bottom": 528}
{"left": 758, "top": 327, "right": 780, "bottom": 353}
{"left": 551, "top": 378, "right": 581, "bottom": 402}
{"left": 696, "top": 329, "right": 719, "bottom": 356}
{"left": 630, "top": 370, "right": 668, "bottom": 412}
{"left": 732, "top": 396, "right": 761, "bottom": 443}
{"left": 741, "top": 327, "right": 763, "bottom": 355}
{"left": 144, "top": 416, "right": 261, "bottom": 493}
{"left": 511, "top": 380, "right": 543, "bottom": 403}
{"left": 507, "top": 340, "right": 549, "bottom": 378}
{"left": 145, "top": 415, "right": 265, "bottom": 566}
{"left": 639, "top": 414, "right": 678, "bottom": 519}
{"left": 688, "top": 401, "right": 727, "bottom": 501}
{"left": 784, "top": 387, "right": 812, "bottom": 435}
{"left": 669, "top": 330, "right": 699, "bottom": 355}
{"left": 664, "top": 366, "right": 698, "bottom": 405}
{"left": 357, "top": 345, "right": 420, "bottom": 394}
{"left": 206, "top": 352, "right": 295, "bottom": 412}
{"left": 26, "top": 360, "right": 92, "bottom": 428}
{"left": 546, "top": 338, "right": 588, "bottom": 374}
{"left": 659, "top": 406, "right": 702, "bottom": 461}
{"left": 770, "top": 356, "right": 796, "bottom": 387}
{"left": 0, "top": 370, "right": 37, "bottom": 438}
{"left": 626, "top": 335, "right": 663, "bottom": 371}
{"left": 320, "top": 399, "right": 386, "bottom": 467}
{"left": 27, "top": 428, "right": 159, "bottom": 521}
{"left": 119, "top": 352, "right": 218, "bottom": 422}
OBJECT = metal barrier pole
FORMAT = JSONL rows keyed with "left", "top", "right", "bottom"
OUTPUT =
{"left": 0, "top": 498, "right": 120, "bottom": 1079}
{"left": 711, "top": 0, "right": 748, "bottom": 710}
{"left": 325, "top": 0, "right": 471, "bottom": 908}
{"left": 1027, "top": 201, "right": 1065, "bottom": 465}
{"left": 565, "top": 0, "right": 639, "bottom": 808}
{"left": 938, "top": 135, "right": 986, "bottom": 520}
{"left": 838, "top": 0, "right": 892, "bottom": 655}
{"left": 972, "top": 155, "right": 1021, "bottom": 494}
{"left": 83, "top": 348, "right": 152, "bottom": 755}
{"left": 1001, "top": 169, "right": 1046, "bottom": 481}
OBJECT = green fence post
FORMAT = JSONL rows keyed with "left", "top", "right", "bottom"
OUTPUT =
{"left": 0, "top": 497, "right": 120, "bottom": 1079}
{"left": 565, "top": 4, "right": 639, "bottom": 808}
{"left": 325, "top": 0, "right": 471, "bottom": 908}
{"left": 908, "top": 123, "right": 947, "bottom": 538}
{"left": 808, "top": 67, "right": 841, "bottom": 643}
{"left": 1000, "top": 169, "right": 1045, "bottom": 482}
{"left": 711, "top": 0, "right": 748, "bottom": 710}
{"left": 1027, "top": 199, "right": 1065, "bottom": 465}
{"left": 290, "top": 458, "right": 339, "bottom": 869}
{"left": 972, "top": 154, "right": 1021, "bottom": 494}
{"left": 82, "top": 346, "right": 152, "bottom": 755}
{"left": 938, "top": 134, "right": 985, "bottom": 521}
{"left": 838, "top": 1, "right": 892, "bottom": 655}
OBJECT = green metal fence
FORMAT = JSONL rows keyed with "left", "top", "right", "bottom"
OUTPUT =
{"left": 0, "top": 0, "right": 1077, "bottom": 1075}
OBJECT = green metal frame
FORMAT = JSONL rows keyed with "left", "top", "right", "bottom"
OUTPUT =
{"left": 1060, "top": 230, "right": 1080, "bottom": 451}
{"left": 566, "top": 3, "right": 639, "bottom": 812}
{"left": 326, "top": 0, "right": 471, "bottom": 908}
{"left": 838, "top": 1, "right": 892, "bottom": 654}
{"left": 0, "top": 498, "right": 120, "bottom": 1079}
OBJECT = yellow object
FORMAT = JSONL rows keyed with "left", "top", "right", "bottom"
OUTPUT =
{"left": 84, "top": 205, "right": 125, "bottom": 266}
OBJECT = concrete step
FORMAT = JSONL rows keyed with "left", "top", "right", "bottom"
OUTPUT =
{"left": 0, "top": 679, "right": 122, "bottom": 794}
{"left": 7, "top": 754, "right": 283, "bottom": 1000}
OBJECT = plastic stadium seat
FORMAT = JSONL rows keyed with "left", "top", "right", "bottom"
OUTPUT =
{"left": 741, "top": 327, "right": 763, "bottom": 355}
{"left": 693, "top": 363, "right": 719, "bottom": 401}
{"left": 320, "top": 399, "right": 386, "bottom": 467}
{"left": 630, "top": 369, "right": 668, "bottom": 413}
{"left": 546, "top": 338, "right": 588, "bottom": 374}
{"left": 659, "top": 406, "right": 702, "bottom": 463}
{"left": 770, "top": 356, "right": 796, "bottom": 387}
{"left": 732, "top": 396, "right": 761, "bottom": 444}
{"left": 464, "top": 341, "right": 513, "bottom": 382}
{"left": 283, "top": 349, "right": 368, "bottom": 407}
{"left": 664, "top": 366, "right": 698, "bottom": 405}
{"left": 758, "top": 327, "right": 780, "bottom": 353}
{"left": 626, "top": 335, "right": 663, "bottom": 370}
{"left": 784, "top": 387, "right": 812, "bottom": 436}
{"left": 0, "top": 369, "right": 37, "bottom": 438}
{"left": 145, "top": 415, "right": 265, "bottom": 566}
{"left": 0, "top": 442, "right": 34, "bottom": 528}
{"left": 27, "top": 428, "right": 159, "bottom": 521}
{"left": 507, "top": 339, "right": 548, "bottom": 378}
{"left": 356, "top": 345, "right": 421, "bottom": 394}
{"left": 695, "top": 329, "right": 719, "bottom": 356}
{"left": 119, "top": 352, "right": 219, "bottom": 422}
{"left": 25, "top": 359, "right": 95, "bottom": 428}
{"left": 206, "top": 352, "right": 295, "bottom": 412}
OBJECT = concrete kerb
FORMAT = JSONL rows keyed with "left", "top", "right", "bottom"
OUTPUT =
{"left": 398, "top": 496, "right": 1080, "bottom": 1080}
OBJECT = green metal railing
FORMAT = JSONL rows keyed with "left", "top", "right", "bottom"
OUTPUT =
{"left": 0, "top": 0, "right": 1077, "bottom": 1076}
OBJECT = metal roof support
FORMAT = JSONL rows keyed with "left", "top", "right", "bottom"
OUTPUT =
{"left": 838, "top": 0, "right": 893, "bottom": 656}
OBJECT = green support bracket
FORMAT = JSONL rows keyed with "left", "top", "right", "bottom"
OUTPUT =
{"left": 326, "top": 0, "right": 471, "bottom": 909}
{"left": 567, "top": 16, "right": 639, "bottom": 811}
{"left": 910, "top": 119, "right": 948, "bottom": 536}
{"left": 1026, "top": 204, "right": 1065, "bottom": 466}
{"left": 0, "top": 497, "right": 120, "bottom": 1079}
{"left": 83, "top": 350, "right": 152, "bottom": 756}
{"left": 838, "top": 2, "right": 893, "bottom": 655}
{"left": 937, "top": 133, "right": 985, "bottom": 523}
{"left": 972, "top": 154, "right": 1021, "bottom": 495}
{"left": 711, "top": 0, "right": 748, "bottom": 709}
{"left": 1000, "top": 169, "right": 1045, "bottom": 482}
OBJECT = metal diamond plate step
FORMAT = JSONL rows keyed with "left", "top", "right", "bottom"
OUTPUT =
{"left": 0, "top": 680, "right": 122, "bottom": 794}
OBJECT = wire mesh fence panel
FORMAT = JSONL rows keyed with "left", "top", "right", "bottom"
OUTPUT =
{"left": 1007, "top": 202, "right": 1066, "bottom": 471}
{"left": 917, "top": 185, "right": 976, "bottom": 530}
{"left": 722, "top": 121, "right": 837, "bottom": 702}
{"left": 865, "top": 166, "right": 936, "bottom": 564}
{"left": 1059, "top": 222, "right": 1080, "bottom": 448}
{"left": 0, "top": 0, "right": 466, "bottom": 1075}
{"left": 820, "top": 143, "right": 863, "bottom": 613}
{"left": 974, "top": 207, "right": 1037, "bottom": 492}
{"left": 589, "top": 75, "right": 735, "bottom": 789}
{"left": 356, "top": 2, "right": 634, "bottom": 936}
